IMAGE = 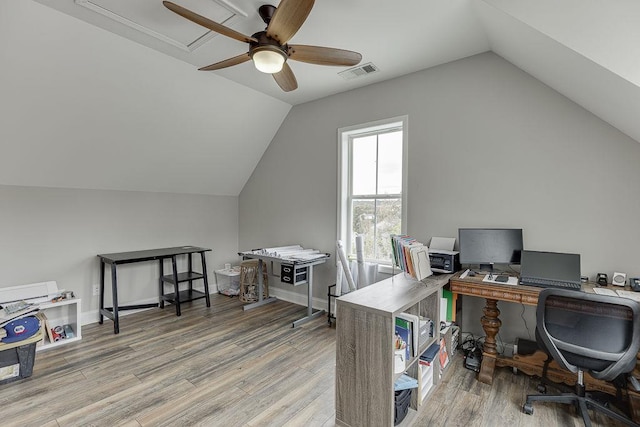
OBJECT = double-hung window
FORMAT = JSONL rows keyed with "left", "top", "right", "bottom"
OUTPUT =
{"left": 338, "top": 116, "right": 408, "bottom": 265}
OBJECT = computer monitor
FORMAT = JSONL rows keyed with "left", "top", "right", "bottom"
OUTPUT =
{"left": 458, "top": 228, "right": 523, "bottom": 272}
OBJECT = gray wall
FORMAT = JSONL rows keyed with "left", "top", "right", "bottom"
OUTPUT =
{"left": 239, "top": 52, "right": 640, "bottom": 343}
{"left": 0, "top": 185, "right": 239, "bottom": 324}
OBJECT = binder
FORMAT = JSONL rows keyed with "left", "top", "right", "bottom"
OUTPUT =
{"left": 397, "top": 312, "right": 420, "bottom": 356}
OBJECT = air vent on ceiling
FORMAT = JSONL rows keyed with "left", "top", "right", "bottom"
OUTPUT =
{"left": 338, "top": 62, "right": 379, "bottom": 80}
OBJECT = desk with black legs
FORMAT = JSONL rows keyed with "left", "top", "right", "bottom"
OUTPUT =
{"left": 97, "top": 246, "right": 211, "bottom": 334}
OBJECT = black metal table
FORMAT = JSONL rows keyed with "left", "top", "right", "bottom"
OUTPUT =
{"left": 97, "top": 246, "right": 211, "bottom": 334}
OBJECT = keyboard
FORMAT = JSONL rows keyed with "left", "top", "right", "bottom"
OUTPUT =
{"left": 521, "top": 277, "right": 581, "bottom": 291}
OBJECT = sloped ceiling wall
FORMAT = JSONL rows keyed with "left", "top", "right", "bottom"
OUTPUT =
{"left": 1, "top": 0, "right": 638, "bottom": 198}
{"left": 475, "top": 0, "right": 640, "bottom": 143}
{"left": 0, "top": 1, "right": 290, "bottom": 196}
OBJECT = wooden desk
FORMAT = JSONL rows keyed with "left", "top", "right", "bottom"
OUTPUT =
{"left": 449, "top": 271, "right": 540, "bottom": 383}
{"left": 450, "top": 271, "right": 640, "bottom": 420}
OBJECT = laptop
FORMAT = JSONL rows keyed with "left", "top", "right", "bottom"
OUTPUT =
{"left": 520, "top": 250, "right": 582, "bottom": 290}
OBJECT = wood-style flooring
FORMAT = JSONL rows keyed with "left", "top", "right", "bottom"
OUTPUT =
{"left": 0, "top": 294, "right": 631, "bottom": 426}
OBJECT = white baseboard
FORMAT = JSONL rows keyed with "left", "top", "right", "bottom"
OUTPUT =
{"left": 82, "top": 284, "right": 327, "bottom": 326}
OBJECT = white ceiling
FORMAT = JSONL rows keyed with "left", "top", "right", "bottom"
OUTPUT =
{"left": 1, "top": 0, "right": 639, "bottom": 196}
{"left": 31, "top": 0, "right": 491, "bottom": 105}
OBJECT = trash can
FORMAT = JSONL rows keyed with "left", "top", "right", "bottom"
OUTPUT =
{"left": 215, "top": 267, "right": 241, "bottom": 296}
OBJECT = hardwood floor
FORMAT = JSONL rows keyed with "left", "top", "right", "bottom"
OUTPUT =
{"left": 0, "top": 294, "right": 632, "bottom": 426}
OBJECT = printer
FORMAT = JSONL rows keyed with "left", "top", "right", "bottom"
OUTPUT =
{"left": 428, "top": 249, "right": 460, "bottom": 274}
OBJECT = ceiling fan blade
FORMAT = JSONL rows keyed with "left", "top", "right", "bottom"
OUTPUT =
{"left": 288, "top": 45, "right": 362, "bottom": 67}
{"left": 163, "top": 1, "right": 257, "bottom": 44}
{"left": 198, "top": 53, "right": 251, "bottom": 71}
{"left": 273, "top": 63, "right": 298, "bottom": 92}
{"left": 266, "top": 0, "right": 315, "bottom": 44}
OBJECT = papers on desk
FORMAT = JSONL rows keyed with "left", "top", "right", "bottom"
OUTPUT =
{"left": 593, "top": 288, "right": 617, "bottom": 296}
{"left": 245, "top": 245, "right": 328, "bottom": 262}
{"left": 482, "top": 274, "right": 518, "bottom": 286}
{"left": 289, "top": 253, "right": 327, "bottom": 261}
{"left": 593, "top": 288, "right": 640, "bottom": 302}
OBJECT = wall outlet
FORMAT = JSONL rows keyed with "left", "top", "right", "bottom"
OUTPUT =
{"left": 92, "top": 284, "right": 100, "bottom": 296}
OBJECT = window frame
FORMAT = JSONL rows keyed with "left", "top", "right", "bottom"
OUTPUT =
{"left": 337, "top": 116, "right": 408, "bottom": 265}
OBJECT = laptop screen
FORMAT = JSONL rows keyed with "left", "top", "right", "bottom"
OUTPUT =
{"left": 520, "top": 250, "right": 581, "bottom": 284}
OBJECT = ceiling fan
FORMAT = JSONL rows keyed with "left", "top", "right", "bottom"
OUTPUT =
{"left": 163, "top": 0, "right": 362, "bottom": 92}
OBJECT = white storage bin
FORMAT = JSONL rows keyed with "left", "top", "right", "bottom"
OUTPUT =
{"left": 215, "top": 267, "right": 240, "bottom": 296}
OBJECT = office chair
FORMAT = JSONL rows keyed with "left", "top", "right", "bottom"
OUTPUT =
{"left": 523, "top": 288, "right": 640, "bottom": 426}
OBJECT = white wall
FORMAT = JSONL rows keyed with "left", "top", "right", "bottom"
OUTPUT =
{"left": 0, "top": 185, "right": 239, "bottom": 324}
{"left": 239, "top": 52, "right": 640, "bottom": 342}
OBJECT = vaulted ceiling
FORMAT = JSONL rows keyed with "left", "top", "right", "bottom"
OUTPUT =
{"left": 1, "top": 0, "right": 638, "bottom": 196}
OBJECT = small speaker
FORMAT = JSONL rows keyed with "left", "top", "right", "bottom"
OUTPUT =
{"left": 612, "top": 272, "right": 627, "bottom": 287}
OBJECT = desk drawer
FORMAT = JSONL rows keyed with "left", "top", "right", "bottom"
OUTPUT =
{"left": 281, "top": 264, "right": 308, "bottom": 285}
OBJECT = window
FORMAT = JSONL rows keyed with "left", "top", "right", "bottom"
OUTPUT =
{"left": 338, "top": 116, "right": 408, "bottom": 264}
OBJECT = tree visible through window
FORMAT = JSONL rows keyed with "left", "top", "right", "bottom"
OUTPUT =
{"left": 338, "top": 117, "right": 407, "bottom": 264}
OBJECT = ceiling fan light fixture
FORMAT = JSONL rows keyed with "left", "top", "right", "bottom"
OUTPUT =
{"left": 251, "top": 46, "right": 287, "bottom": 74}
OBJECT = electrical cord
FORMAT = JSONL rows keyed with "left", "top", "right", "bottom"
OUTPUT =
{"left": 520, "top": 303, "right": 533, "bottom": 340}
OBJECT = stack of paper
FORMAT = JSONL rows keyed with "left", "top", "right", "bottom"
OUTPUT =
{"left": 394, "top": 374, "right": 419, "bottom": 391}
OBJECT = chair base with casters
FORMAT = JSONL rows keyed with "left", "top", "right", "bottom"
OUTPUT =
{"left": 524, "top": 368, "right": 639, "bottom": 427}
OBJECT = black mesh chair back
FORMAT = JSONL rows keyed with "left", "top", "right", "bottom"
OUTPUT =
{"left": 524, "top": 288, "right": 640, "bottom": 426}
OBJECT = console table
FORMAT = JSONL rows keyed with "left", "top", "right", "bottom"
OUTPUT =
{"left": 97, "top": 246, "right": 211, "bottom": 334}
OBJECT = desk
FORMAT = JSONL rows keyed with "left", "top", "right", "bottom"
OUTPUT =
{"left": 239, "top": 249, "right": 329, "bottom": 328}
{"left": 449, "top": 271, "right": 640, "bottom": 420}
{"left": 97, "top": 246, "right": 211, "bottom": 334}
{"left": 449, "top": 271, "right": 540, "bottom": 384}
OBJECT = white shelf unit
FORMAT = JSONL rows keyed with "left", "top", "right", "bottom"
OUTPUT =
{"left": 335, "top": 273, "right": 452, "bottom": 427}
{"left": 37, "top": 298, "right": 82, "bottom": 351}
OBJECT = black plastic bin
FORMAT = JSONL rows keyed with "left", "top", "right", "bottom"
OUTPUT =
{"left": 0, "top": 332, "right": 41, "bottom": 385}
{"left": 394, "top": 388, "right": 412, "bottom": 425}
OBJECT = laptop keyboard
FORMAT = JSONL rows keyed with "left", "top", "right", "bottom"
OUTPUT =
{"left": 521, "top": 277, "right": 581, "bottom": 291}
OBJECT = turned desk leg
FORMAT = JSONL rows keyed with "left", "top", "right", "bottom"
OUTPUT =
{"left": 478, "top": 298, "right": 501, "bottom": 384}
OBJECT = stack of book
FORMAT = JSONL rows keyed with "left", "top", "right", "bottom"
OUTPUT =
{"left": 390, "top": 235, "right": 433, "bottom": 280}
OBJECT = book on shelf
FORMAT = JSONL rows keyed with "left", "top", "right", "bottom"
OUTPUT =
{"left": 397, "top": 312, "right": 420, "bottom": 357}
{"left": 420, "top": 341, "right": 440, "bottom": 365}
{"left": 390, "top": 235, "right": 433, "bottom": 280}
{"left": 394, "top": 317, "right": 411, "bottom": 362}
{"left": 439, "top": 337, "right": 449, "bottom": 370}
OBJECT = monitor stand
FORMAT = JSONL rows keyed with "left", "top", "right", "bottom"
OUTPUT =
{"left": 479, "top": 263, "right": 495, "bottom": 279}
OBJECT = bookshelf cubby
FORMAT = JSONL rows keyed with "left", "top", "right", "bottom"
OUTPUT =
{"left": 335, "top": 272, "right": 452, "bottom": 427}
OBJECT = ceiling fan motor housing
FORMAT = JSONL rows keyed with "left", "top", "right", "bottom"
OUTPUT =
{"left": 249, "top": 32, "right": 288, "bottom": 56}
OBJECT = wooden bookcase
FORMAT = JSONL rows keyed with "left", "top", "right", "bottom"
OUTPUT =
{"left": 335, "top": 273, "right": 452, "bottom": 427}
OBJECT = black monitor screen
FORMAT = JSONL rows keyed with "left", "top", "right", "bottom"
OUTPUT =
{"left": 458, "top": 228, "right": 523, "bottom": 266}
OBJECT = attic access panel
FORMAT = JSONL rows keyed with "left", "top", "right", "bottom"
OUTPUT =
{"left": 75, "top": 0, "right": 247, "bottom": 51}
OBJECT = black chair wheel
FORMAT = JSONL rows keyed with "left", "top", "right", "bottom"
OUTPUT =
{"left": 523, "top": 403, "right": 534, "bottom": 415}
{"left": 537, "top": 384, "right": 547, "bottom": 393}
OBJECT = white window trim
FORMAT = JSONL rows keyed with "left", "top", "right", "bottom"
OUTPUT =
{"left": 337, "top": 115, "right": 409, "bottom": 265}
